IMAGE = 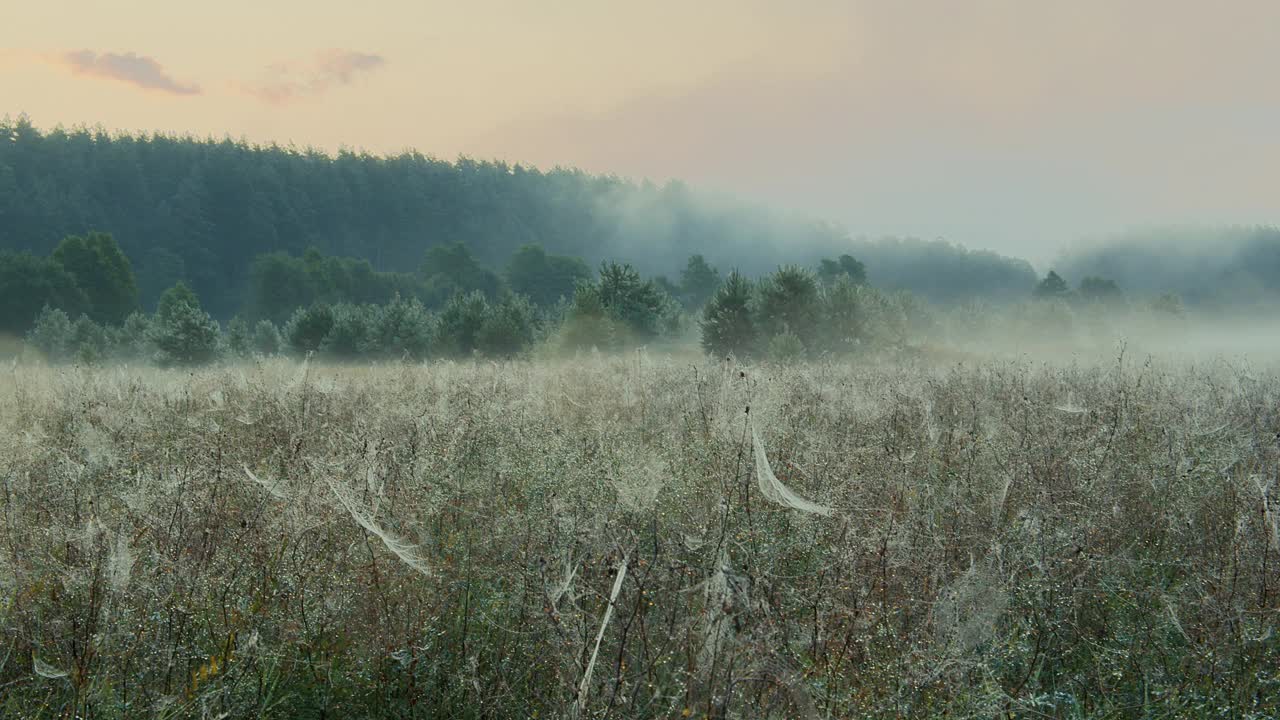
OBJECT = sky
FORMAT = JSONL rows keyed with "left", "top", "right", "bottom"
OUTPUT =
{"left": 3, "top": 0, "right": 1279, "bottom": 264}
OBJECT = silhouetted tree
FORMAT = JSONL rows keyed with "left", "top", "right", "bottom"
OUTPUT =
{"left": 51, "top": 232, "right": 139, "bottom": 325}
{"left": 700, "top": 270, "right": 756, "bottom": 359}
{"left": 1034, "top": 270, "right": 1069, "bottom": 299}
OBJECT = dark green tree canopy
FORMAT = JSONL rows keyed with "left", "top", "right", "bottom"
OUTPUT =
{"left": 0, "top": 251, "right": 87, "bottom": 335}
{"left": 1034, "top": 270, "right": 1070, "bottom": 299}
{"left": 700, "top": 270, "right": 756, "bottom": 359}
{"left": 421, "top": 242, "right": 502, "bottom": 304}
{"left": 678, "top": 254, "right": 722, "bottom": 308}
{"left": 817, "top": 254, "right": 867, "bottom": 285}
{"left": 504, "top": 244, "right": 591, "bottom": 307}
{"left": 51, "top": 232, "right": 139, "bottom": 324}
{"left": 757, "top": 265, "right": 821, "bottom": 347}
{"left": 1077, "top": 275, "right": 1122, "bottom": 302}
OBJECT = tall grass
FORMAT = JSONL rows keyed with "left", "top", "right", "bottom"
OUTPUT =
{"left": 1, "top": 352, "right": 1277, "bottom": 718}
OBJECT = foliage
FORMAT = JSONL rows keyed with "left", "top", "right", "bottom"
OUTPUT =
{"left": 421, "top": 242, "right": 502, "bottom": 305}
{"left": 226, "top": 316, "right": 251, "bottom": 357}
{"left": 757, "top": 265, "right": 821, "bottom": 350}
{"left": 1034, "top": 270, "right": 1070, "bottom": 299}
{"left": 321, "top": 304, "right": 378, "bottom": 360}
{"left": 435, "top": 291, "right": 491, "bottom": 357}
{"left": 7, "top": 119, "right": 954, "bottom": 320}
{"left": 0, "top": 251, "right": 86, "bottom": 335}
{"left": 248, "top": 249, "right": 424, "bottom": 325}
{"left": 251, "top": 319, "right": 283, "bottom": 356}
{"left": 1077, "top": 275, "right": 1122, "bottom": 302}
{"left": 504, "top": 244, "right": 592, "bottom": 307}
{"left": 699, "top": 270, "right": 756, "bottom": 359}
{"left": 592, "top": 261, "right": 678, "bottom": 340}
{"left": 476, "top": 294, "right": 539, "bottom": 358}
{"left": 817, "top": 253, "right": 867, "bottom": 285}
{"left": 25, "top": 306, "right": 76, "bottom": 362}
{"left": 367, "top": 294, "right": 433, "bottom": 360}
{"left": 678, "top": 254, "right": 722, "bottom": 308}
{"left": 284, "top": 303, "right": 337, "bottom": 356}
{"left": 50, "top": 232, "right": 139, "bottom": 324}
{"left": 765, "top": 328, "right": 806, "bottom": 362}
{"left": 149, "top": 282, "right": 221, "bottom": 366}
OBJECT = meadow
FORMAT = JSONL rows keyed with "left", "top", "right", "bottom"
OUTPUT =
{"left": 1, "top": 351, "right": 1278, "bottom": 718}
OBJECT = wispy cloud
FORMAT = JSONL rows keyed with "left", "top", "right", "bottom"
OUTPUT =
{"left": 58, "top": 50, "right": 201, "bottom": 95}
{"left": 243, "top": 50, "right": 386, "bottom": 104}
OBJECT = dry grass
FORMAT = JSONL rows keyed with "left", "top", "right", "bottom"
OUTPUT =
{"left": 1, "top": 352, "right": 1278, "bottom": 718}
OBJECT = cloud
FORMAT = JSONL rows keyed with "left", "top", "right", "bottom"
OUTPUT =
{"left": 243, "top": 50, "right": 386, "bottom": 104}
{"left": 58, "top": 51, "right": 200, "bottom": 95}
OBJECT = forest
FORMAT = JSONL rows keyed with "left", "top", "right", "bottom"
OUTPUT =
{"left": 1, "top": 118, "right": 1042, "bottom": 318}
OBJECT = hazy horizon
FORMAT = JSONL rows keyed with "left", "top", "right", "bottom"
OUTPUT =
{"left": 5, "top": 1, "right": 1279, "bottom": 265}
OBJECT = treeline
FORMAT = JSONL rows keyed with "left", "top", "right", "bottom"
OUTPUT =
{"left": 1054, "top": 226, "right": 1280, "bottom": 308}
{"left": 11, "top": 226, "right": 933, "bottom": 365}
{"left": 1, "top": 117, "right": 1042, "bottom": 316}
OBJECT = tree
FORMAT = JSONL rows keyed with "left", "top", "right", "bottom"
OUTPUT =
{"left": 52, "top": 232, "right": 139, "bottom": 325}
{"left": 226, "top": 316, "right": 252, "bottom": 357}
{"left": 284, "top": 304, "right": 336, "bottom": 356}
{"left": 757, "top": 265, "right": 821, "bottom": 350}
{"left": 0, "top": 251, "right": 87, "bottom": 335}
{"left": 504, "top": 244, "right": 591, "bottom": 307}
{"left": 436, "top": 291, "right": 491, "bottom": 357}
{"left": 321, "top": 304, "right": 377, "bottom": 359}
{"left": 369, "top": 294, "right": 433, "bottom": 359}
{"left": 700, "top": 270, "right": 756, "bottom": 358}
{"left": 817, "top": 254, "right": 867, "bottom": 286}
{"left": 421, "top": 242, "right": 502, "bottom": 305}
{"left": 679, "top": 254, "right": 722, "bottom": 308}
{"left": 477, "top": 294, "right": 539, "bottom": 358}
{"left": 819, "top": 275, "right": 871, "bottom": 354}
{"left": 1034, "top": 270, "right": 1069, "bottom": 299}
{"left": 251, "top": 320, "right": 283, "bottom": 356}
{"left": 26, "top": 307, "right": 75, "bottom": 362}
{"left": 594, "top": 261, "right": 675, "bottom": 340}
{"left": 1077, "top": 276, "right": 1122, "bottom": 303}
{"left": 150, "top": 283, "right": 220, "bottom": 366}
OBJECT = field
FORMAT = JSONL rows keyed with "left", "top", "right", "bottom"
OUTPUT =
{"left": 2, "top": 352, "right": 1278, "bottom": 718}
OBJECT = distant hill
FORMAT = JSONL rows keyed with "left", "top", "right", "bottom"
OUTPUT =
{"left": 0, "top": 117, "right": 1040, "bottom": 316}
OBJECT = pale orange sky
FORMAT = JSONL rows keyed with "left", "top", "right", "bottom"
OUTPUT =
{"left": 3, "top": 1, "right": 1279, "bottom": 262}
